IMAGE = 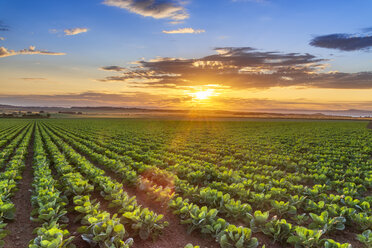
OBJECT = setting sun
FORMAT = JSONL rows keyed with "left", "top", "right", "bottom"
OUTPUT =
{"left": 192, "top": 89, "right": 215, "bottom": 100}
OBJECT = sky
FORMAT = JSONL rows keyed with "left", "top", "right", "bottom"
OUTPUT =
{"left": 0, "top": 0, "right": 372, "bottom": 111}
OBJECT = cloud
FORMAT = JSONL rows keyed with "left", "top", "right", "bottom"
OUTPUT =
{"left": 0, "top": 37, "right": 4, "bottom": 41}
{"left": 1, "top": 92, "right": 371, "bottom": 111}
{"left": 99, "top": 46, "right": 372, "bottom": 89}
{"left": 362, "top": 27, "right": 372, "bottom": 33}
{"left": 0, "top": 91, "right": 192, "bottom": 108}
{"left": 102, "top": 0, "right": 188, "bottom": 20}
{"left": 20, "top": 78, "right": 47, "bottom": 81}
{"left": 162, "top": 27, "right": 205, "bottom": 34}
{"left": 310, "top": 33, "right": 372, "bottom": 51}
{"left": 100, "top": 65, "right": 128, "bottom": 71}
{"left": 168, "top": 20, "right": 184, "bottom": 25}
{"left": 0, "top": 46, "right": 65, "bottom": 58}
{"left": 215, "top": 97, "right": 372, "bottom": 111}
{"left": 231, "top": 0, "right": 270, "bottom": 5}
{"left": 49, "top": 29, "right": 59, "bottom": 34}
{"left": 0, "top": 21, "right": 9, "bottom": 31}
{"left": 64, "top": 27, "right": 89, "bottom": 36}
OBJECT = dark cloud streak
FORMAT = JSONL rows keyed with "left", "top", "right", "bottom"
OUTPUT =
{"left": 0, "top": 21, "right": 9, "bottom": 31}
{"left": 310, "top": 33, "right": 372, "bottom": 51}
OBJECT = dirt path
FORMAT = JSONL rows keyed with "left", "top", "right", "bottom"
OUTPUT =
{"left": 3, "top": 124, "right": 38, "bottom": 248}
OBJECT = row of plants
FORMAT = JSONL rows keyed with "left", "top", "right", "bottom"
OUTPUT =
{"left": 0, "top": 123, "right": 31, "bottom": 168}
{"left": 40, "top": 123, "right": 168, "bottom": 242}
{"left": 29, "top": 125, "right": 74, "bottom": 248}
{"left": 39, "top": 124, "right": 134, "bottom": 248}
{"left": 0, "top": 123, "right": 34, "bottom": 245}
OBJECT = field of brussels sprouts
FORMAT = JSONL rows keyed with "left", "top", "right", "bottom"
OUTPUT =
{"left": 0, "top": 119, "right": 371, "bottom": 248}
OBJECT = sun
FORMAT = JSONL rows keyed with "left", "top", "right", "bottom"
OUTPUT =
{"left": 192, "top": 89, "right": 215, "bottom": 100}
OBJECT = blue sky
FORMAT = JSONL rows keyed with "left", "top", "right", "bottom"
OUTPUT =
{"left": 0, "top": 0, "right": 371, "bottom": 110}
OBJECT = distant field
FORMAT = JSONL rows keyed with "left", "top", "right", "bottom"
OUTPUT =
{"left": 0, "top": 119, "right": 371, "bottom": 248}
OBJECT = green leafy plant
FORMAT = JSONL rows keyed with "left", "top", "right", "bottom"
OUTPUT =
{"left": 356, "top": 229, "right": 372, "bottom": 247}
{"left": 291, "top": 213, "right": 309, "bottom": 225}
{"left": 262, "top": 218, "right": 292, "bottom": 244}
{"left": 29, "top": 222, "right": 75, "bottom": 248}
{"left": 287, "top": 226, "right": 323, "bottom": 248}
{"left": 121, "top": 208, "right": 168, "bottom": 240}
{"left": 79, "top": 212, "right": 133, "bottom": 248}
{"left": 322, "top": 239, "right": 352, "bottom": 248}
{"left": 247, "top": 211, "right": 269, "bottom": 233}
{"left": 309, "top": 211, "right": 345, "bottom": 233}
{"left": 184, "top": 244, "right": 200, "bottom": 248}
{"left": 218, "top": 225, "right": 258, "bottom": 248}
{"left": 271, "top": 200, "right": 297, "bottom": 218}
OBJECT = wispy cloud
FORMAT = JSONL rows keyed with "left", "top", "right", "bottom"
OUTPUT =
{"left": 162, "top": 27, "right": 205, "bottom": 34}
{"left": 49, "top": 29, "right": 59, "bottom": 34}
{"left": 100, "top": 46, "right": 372, "bottom": 89}
{"left": 100, "top": 66, "right": 128, "bottom": 71}
{"left": 310, "top": 32, "right": 372, "bottom": 51}
{"left": 20, "top": 78, "right": 47, "bottom": 81}
{"left": 64, "top": 27, "right": 89, "bottom": 36}
{"left": 362, "top": 27, "right": 372, "bottom": 33}
{"left": 0, "top": 21, "right": 9, "bottom": 31}
{"left": 0, "top": 46, "right": 65, "bottom": 58}
{"left": 215, "top": 97, "right": 372, "bottom": 111}
{"left": 232, "top": 0, "right": 270, "bottom": 5}
{"left": 0, "top": 91, "right": 192, "bottom": 108}
{"left": 102, "top": 0, "right": 189, "bottom": 20}
{"left": 168, "top": 20, "right": 184, "bottom": 25}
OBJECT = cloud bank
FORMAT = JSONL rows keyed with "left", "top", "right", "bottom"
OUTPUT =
{"left": 0, "top": 92, "right": 191, "bottom": 108}
{"left": 0, "top": 92, "right": 371, "bottom": 111}
{"left": 310, "top": 33, "right": 372, "bottom": 51}
{"left": 100, "top": 47, "right": 372, "bottom": 89}
{"left": 0, "top": 46, "right": 65, "bottom": 58}
{"left": 64, "top": 27, "right": 89, "bottom": 36}
{"left": 102, "top": 0, "right": 188, "bottom": 20}
{"left": 162, "top": 28, "right": 205, "bottom": 34}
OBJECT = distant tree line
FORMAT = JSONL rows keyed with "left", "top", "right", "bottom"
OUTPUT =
{"left": 0, "top": 111, "right": 51, "bottom": 118}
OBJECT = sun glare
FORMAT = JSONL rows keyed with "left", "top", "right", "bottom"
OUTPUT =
{"left": 192, "top": 89, "right": 215, "bottom": 100}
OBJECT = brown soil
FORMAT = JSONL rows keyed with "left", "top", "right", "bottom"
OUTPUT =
{"left": 65, "top": 203, "right": 90, "bottom": 248}
{"left": 324, "top": 230, "right": 364, "bottom": 248}
{"left": 253, "top": 232, "right": 283, "bottom": 248}
{"left": 3, "top": 125, "right": 38, "bottom": 248}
